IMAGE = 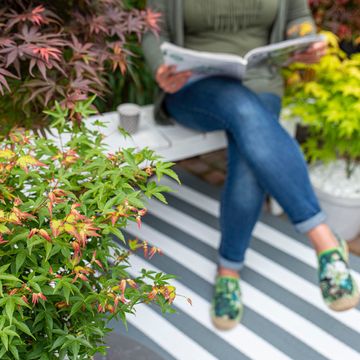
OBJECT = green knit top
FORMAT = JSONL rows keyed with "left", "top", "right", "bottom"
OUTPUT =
{"left": 184, "top": 0, "right": 278, "bottom": 55}
{"left": 183, "top": 0, "right": 281, "bottom": 95}
{"left": 142, "top": 0, "right": 316, "bottom": 124}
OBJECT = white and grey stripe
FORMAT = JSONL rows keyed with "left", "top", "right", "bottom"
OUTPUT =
{"left": 112, "top": 168, "right": 360, "bottom": 360}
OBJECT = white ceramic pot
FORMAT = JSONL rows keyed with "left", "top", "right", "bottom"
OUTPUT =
{"left": 313, "top": 185, "right": 360, "bottom": 241}
{"left": 309, "top": 161, "right": 360, "bottom": 241}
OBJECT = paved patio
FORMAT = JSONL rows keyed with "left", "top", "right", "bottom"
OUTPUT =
{"left": 108, "top": 167, "right": 360, "bottom": 360}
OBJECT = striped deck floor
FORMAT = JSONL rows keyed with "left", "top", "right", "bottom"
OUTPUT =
{"left": 111, "top": 168, "right": 360, "bottom": 360}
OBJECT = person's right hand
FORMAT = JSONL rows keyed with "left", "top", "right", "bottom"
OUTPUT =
{"left": 155, "top": 64, "right": 192, "bottom": 93}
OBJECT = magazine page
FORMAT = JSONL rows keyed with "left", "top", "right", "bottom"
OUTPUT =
{"left": 161, "top": 42, "right": 247, "bottom": 81}
{"left": 244, "top": 34, "right": 326, "bottom": 68}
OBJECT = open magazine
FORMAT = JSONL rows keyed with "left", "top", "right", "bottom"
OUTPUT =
{"left": 160, "top": 34, "right": 325, "bottom": 81}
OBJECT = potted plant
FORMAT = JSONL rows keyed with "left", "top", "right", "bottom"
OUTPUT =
{"left": 0, "top": 97, "right": 184, "bottom": 359}
{"left": 283, "top": 32, "right": 360, "bottom": 240}
{"left": 0, "top": 0, "right": 160, "bottom": 135}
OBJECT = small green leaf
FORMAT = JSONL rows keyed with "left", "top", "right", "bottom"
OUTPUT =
{"left": 49, "top": 335, "right": 66, "bottom": 351}
{"left": 0, "top": 317, "right": 5, "bottom": 330}
{"left": 10, "top": 345, "right": 20, "bottom": 360}
{"left": 13, "top": 318, "right": 35, "bottom": 339}
{"left": 63, "top": 287, "right": 70, "bottom": 305}
{"left": 0, "top": 345, "right": 6, "bottom": 358}
{"left": 109, "top": 227, "right": 125, "bottom": 242}
{"left": 0, "top": 332, "right": 8, "bottom": 351}
{"left": 0, "top": 274, "right": 21, "bottom": 282}
{"left": 15, "top": 251, "right": 27, "bottom": 273}
{"left": 71, "top": 341, "right": 80, "bottom": 359}
{"left": 0, "top": 264, "right": 11, "bottom": 274}
{"left": 70, "top": 301, "right": 83, "bottom": 318}
{"left": 45, "top": 242, "right": 53, "bottom": 261}
{"left": 5, "top": 298, "right": 15, "bottom": 324}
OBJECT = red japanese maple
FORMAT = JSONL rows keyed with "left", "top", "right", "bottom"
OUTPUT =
{"left": 0, "top": 0, "right": 160, "bottom": 133}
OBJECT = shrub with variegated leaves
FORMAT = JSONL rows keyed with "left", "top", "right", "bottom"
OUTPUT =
{"left": 0, "top": 98, "right": 182, "bottom": 359}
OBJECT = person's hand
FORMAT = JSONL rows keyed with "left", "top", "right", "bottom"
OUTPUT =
{"left": 290, "top": 41, "right": 327, "bottom": 64}
{"left": 156, "top": 64, "right": 192, "bottom": 93}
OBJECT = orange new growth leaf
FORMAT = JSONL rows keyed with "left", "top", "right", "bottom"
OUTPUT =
{"left": 52, "top": 189, "right": 67, "bottom": 197}
{"left": 55, "top": 301, "right": 68, "bottom": 309}
{"left": 21, "top": 295, "right": 29, "bottom": 305}
{"left": 9, "top": 130, "right": 31, "bottom": 145}
{"left": 126, "top": 279, "right": 137, "bottom": 289}
{"left": 0, "top": 235, "right": 8, "bottom": 245}
{"left": 91, "top": 251, "right": 104, "bottom": 269}
{"left": 16, "top": 155, "right": 46, "bottom": 173}
{"left": 32, "top": 292, "right": 47, "bottom": 305}
{"left": 142, "top": 240, "right": 148, "bottom": 258}
{"left": 119, "top": 279, "right": 127, "bottom": 295}
{"left": 9, "top": 288, "right": 19, "bottom": 296}
{"left": 0, "top": 210, "right": 7, "bottom": 222}
{"left": 32, "top": 46, "right": 62, "bottom": 63}
{"left": 28, "top": 228, "right": 39, "bottom": 239}
{"left": 147, "top": 286, "right": 158, "bottom": 301}
{"left": 38, "top": 229, "right": 51, "bottom": 242}
{"left": 0, "top": 149, "right": 16, "bottom": 159}
{"left": 13, "top": 198, "right": 22, "bottom": 206}
{"left": 20, "top": 5, "right": 48, "bottom": 26}
{"left": 148, "top": 246, "right": 162, "bottom": 259}
{"left": 144, "top": 8, "right": 162, "bottom": 34}
{"left": 106, "top": 304, "right": 115, "bottom": 313}
{"left": 12, "top": 207, "right": 36, "bottom": 221}
{"left": 50, "top": 219, "right": 63, "bottom": 237}
{"left": 97, "top": 304, "right": 105, "bottom": 313}
{"left": 72, "top": 241, "right": 81, "bottom": 257}
{"left": 53, "top": 149, "right": 79, "bottom": 167}
{"left": 158, "top": 285, "right": 176, "bottom": 304}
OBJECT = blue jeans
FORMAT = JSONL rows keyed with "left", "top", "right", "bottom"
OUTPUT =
{"left": 164, "top": 76, "right": 326, "bottom": 271}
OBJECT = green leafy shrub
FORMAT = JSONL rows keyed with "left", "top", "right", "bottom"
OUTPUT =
{"left": 283, "top": 32, "right": 360, "bottom": 178}
{"left": 0, "top": 98, "right": 182, "bottom": 359}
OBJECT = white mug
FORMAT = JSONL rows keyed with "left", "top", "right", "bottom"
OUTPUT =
{"left": 117, "top": 103, "right": 141, "bottom": 134}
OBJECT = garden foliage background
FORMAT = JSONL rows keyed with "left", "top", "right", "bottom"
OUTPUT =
{"left": 1, "top": 0, "right": 359, "bottom": 137}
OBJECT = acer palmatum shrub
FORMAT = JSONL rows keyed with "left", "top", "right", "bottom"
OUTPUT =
{"left": 0, "top": 0, "right": 160, "bottom": 135}
{"left": 0, "top": 97, "right": 186, "bottom": 359}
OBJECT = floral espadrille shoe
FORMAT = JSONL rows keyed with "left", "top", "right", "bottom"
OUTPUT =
{"left": 210, "top": 275, "right": 243, "bottom": 330}
{"left": 318, "top": 239, "right": 360, "bottom": 311}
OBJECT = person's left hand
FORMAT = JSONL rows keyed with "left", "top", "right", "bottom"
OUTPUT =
{"left": 290, "top": 41, "right": 328, "bottom": 64}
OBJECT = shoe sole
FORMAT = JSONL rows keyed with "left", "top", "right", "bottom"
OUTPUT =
{"left": 211, "top": 316, "right": 240, "bottom": 330}
{"left": 328, "top": 291, "right": 360, "bottom": 312}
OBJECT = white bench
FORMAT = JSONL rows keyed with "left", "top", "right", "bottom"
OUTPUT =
{"left": 99, "top": 105, "right": 297, "bottom": 161}
{"left": 97, "top": 105, "right": 297, "bottom": 215}
{"left": 100, "top": 105, "right": 227, "bottom": 162}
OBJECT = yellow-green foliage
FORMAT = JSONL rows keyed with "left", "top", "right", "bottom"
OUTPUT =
{"left": 283, "top": 32, "right": 360, "bottom": 177}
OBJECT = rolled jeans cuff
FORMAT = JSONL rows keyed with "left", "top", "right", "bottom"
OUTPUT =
{"left": 294, "top": 211, "right": 326, "bottom": 234}
{"left": 218, "top": 255, "right": 244, "bottom": 272}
